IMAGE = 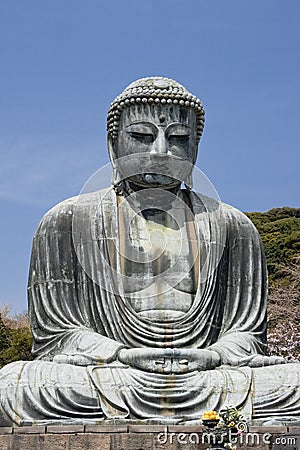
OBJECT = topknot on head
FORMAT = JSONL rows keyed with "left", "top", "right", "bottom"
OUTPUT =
{"left": 107, "top": 77, "right": 205, "bottom": 143}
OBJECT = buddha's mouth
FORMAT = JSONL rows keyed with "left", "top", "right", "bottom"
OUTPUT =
{"left": 114, "top": 153, "right": 194, "bottom": 187}
{"left": 129, "top": 173, "right": 180, "bottom": 188}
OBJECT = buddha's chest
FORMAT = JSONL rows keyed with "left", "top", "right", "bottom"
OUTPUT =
{"left": 127, "top": 211, "right": 191, "bottom": 263}
{"left": 118, "top": 201, "right": 199, "bottom": 321}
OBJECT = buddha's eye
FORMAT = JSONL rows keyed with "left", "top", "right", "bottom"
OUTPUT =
{"left": 168, "top": 135, "right": 189, "bottom": 143}
{"left": 129, "top": 132, "right": 154, "bottom": 144}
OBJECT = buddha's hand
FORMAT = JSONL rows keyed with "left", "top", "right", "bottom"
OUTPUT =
{"left": 118, "top": 348, "right": 220, "bottom": 374}
{"left": 223, "top": 354, "right": 287, "bottom": 367}
{"left": 171, "top": 349, "right": 221, "bottom": 373}
{"left": 53, "top": 354, "right": 105, "bottom": 366}
{"left": 246, "top": 355, "right": 287, "bottom": 367}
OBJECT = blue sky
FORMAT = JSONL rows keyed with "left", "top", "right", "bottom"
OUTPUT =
{"left": 1, "top": 0, "right": 299, "bottom": 312}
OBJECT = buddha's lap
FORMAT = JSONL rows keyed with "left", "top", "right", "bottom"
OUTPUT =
{"left": 252, "top": 362, "right": 300, "bottom": 397}
{"left": 1, "top": 359, "right": 299, "bottom": 395}
{"left": 1, "top": 359, "right": 300, "bottom": 426}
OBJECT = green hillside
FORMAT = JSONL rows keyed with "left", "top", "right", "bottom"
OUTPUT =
{"left": 245, "top": 207, "right": 300, "bottom": 283}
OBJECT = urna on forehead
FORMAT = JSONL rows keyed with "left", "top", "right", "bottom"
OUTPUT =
{"left": 107, "top": 77, "right": 205, "bottom": 143}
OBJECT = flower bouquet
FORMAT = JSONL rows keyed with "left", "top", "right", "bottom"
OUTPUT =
{"left": 201, "top": 406, "right": 248, "bottom": 450}
{"left": 219, "top": 405, "right": 246, "bottom": 433}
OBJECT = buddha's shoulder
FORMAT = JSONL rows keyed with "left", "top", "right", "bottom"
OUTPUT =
{"left": 219, "top": 201, "right": 254, "bottom": 225}
{"left": 190, "top": 192, "right": 256, "bottom": 228}
{"left": 36, "top": 187, "right": 113, "bottom": 232}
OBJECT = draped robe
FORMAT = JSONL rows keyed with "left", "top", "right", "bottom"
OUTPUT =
{"left": 0, "top": 187, "right": 300, "bottom": 426}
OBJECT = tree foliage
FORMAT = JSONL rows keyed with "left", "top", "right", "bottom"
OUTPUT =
{"left": 0, "top": 313, "right": 9, "bottom": 353}
{"left": 246, "top": 207, "right": 300, "bottom": 282}
{"left": 0, "top": 307, "right": 33, "bottom": 369}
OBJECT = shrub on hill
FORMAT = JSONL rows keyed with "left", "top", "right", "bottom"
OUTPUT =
{"left": 246, "top": 207, "right": 300, "bottom": 282}
{"left": 0, "top": 307, "right": 33, "bottom": 369}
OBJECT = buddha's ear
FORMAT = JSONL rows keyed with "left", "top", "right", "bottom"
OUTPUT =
{"left": 107, "top": 133, "right": 122, "bottom": 187}
{"left": 192, "top": 142, "right": 199, "bottom": 165}
{"left": 107, "top": 133, "right": 117, "bottom": 165}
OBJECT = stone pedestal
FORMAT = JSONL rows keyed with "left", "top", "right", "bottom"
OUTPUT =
{"left": 0, "top": 424, "right": 299, "bottom": 450}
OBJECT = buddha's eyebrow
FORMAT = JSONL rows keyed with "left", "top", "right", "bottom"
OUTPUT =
{"left": 125, "top": 121, "right": 156, "bottom": 129}
{"left": 165, "top": 123, "right": 192, "bottom": 133}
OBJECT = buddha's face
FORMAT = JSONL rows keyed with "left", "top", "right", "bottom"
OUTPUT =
{"left": 112, "top": 104, "right": 197, "bottom": 188}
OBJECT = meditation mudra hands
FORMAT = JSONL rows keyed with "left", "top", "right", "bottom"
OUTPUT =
{"left": 118, "top": 348, "right": 287, "bottom": 374}
{"left": 117, "top": 348, "right": 221, "bottom": 373}
{"left": 53, "top": 348, "right": 220, "bottom": 372}
{"left": 53, "top": 348, "right": 288, "bottom": 372}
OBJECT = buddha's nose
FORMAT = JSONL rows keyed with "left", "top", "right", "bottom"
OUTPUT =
{"left": 151, "top": 130, "right": 168, "bottom": 154}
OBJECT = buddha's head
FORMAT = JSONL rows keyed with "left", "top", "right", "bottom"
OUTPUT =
{"left": 107, "top": 77, "right": 205, "bottom": 191}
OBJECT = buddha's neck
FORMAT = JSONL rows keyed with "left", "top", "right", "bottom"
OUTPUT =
{"left": 119, "top": 179, "right": 181, "bottom": 196}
